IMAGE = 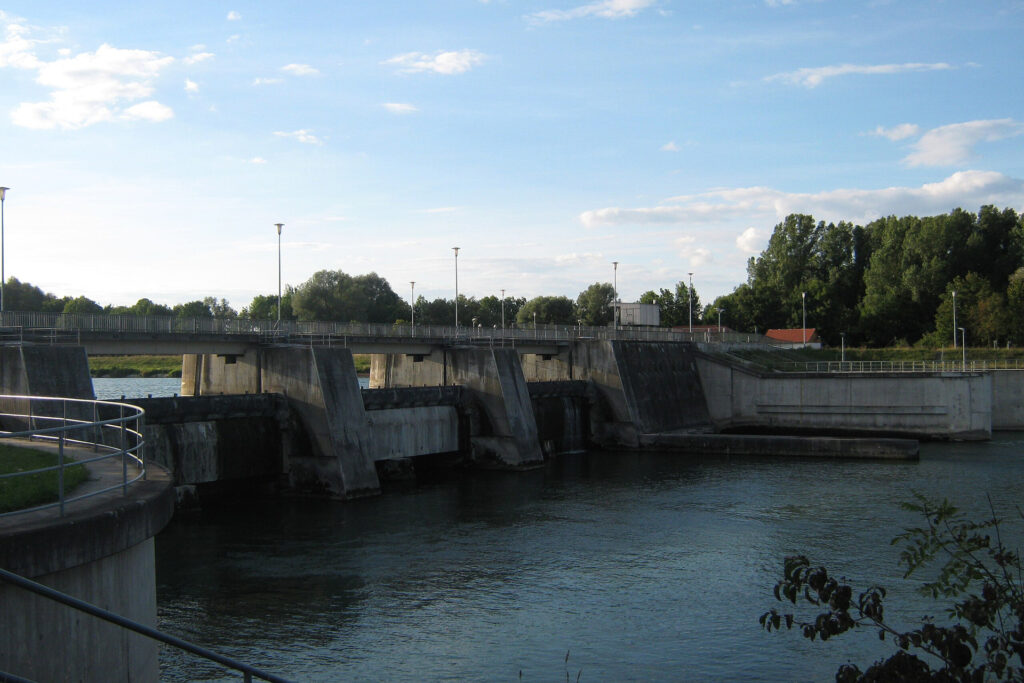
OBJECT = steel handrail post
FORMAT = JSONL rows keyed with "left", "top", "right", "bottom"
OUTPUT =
{"left": 58, "top": 401, "right": 66, "bottom": 517}
{"left": 120, "top": 404, "right": 127, "bottom": 496}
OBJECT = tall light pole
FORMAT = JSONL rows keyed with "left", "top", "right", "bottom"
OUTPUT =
{"left": 500, "top": 288, "right": 505, "bottom": 331}
{"left": 612, "top": 261, "right": 619, "bottom": 330}
{"left": 952, "top": 290, "right": 957, "bottom": 349}
{"left": 410, "top": 281, "right": 415, "bottom": 333}
{"left": 840, "top": 332, "right": 846, "bottom": 363}
{"left": 802, "top": 291, "right": 807, "bottom": 346}
{"left": 452, "top": 247, "right": 460, "bottom": 329}
{"left": 1, "top": 187, "right": 9, "bottom": 314}
{"left": 959, "top": 327, "right": 966, "bottom": 371}
{"left": 687, "top": 272, "right": 693, "bottom": 333}
{"left": 716, "top": 307, "right": 723, "bottom": 333}
{"left": 275, "top": 223, "right": 284, "bottom": 324}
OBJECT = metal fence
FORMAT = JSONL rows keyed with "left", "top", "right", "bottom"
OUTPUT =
{"left": 0, "top": 395, "right": 145, "bottom": 518}
{"left": 783, "top": 360, "right": 1024, "bottom": 373}
{"left": 0, "top": 310, "right": 768, "bottom": 346}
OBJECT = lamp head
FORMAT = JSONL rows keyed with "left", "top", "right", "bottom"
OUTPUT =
{"left": 452, "top": 246, "right": 459, "bottom": 255}
{"left": 0, "top": 187, "right": 8, "bottom": 201}
{"left": 275, "top": 223, "right": 283, "bottom": 235}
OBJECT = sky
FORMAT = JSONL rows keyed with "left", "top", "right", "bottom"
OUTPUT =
{"left": 0, "top": 1, "right": 1022, "bottom": 312}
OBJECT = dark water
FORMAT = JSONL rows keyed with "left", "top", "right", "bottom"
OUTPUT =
{"left": 92, "top": 376, "right": 369, "bottom": 400}
{"left": 154, "top": 436, "right": 1024, "bottom": 682}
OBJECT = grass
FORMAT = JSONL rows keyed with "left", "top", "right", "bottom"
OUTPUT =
{"left": 725, "top": 346, "right": 1024, "bottom": 371}
{"left": 88, "top": 355, "right": 182, "bottom": 378}
{"left": 0, "top": 443, "right": 89, "bottom": 513}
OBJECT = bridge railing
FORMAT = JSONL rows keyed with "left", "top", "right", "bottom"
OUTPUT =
{"left": 0, "top": 310, "right": 770, "bottom": 346}
{"left": 0, "top": 395, "right": 145, "bottom": 518}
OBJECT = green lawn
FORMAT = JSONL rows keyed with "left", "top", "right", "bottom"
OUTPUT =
{"left": 0, "top": 444, "right": 88, "bottom": 513}
{"left": 88, "top": 355, "right": 183, "bottom": 378}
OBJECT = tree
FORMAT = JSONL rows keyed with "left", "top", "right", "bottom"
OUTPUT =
{"left": 110, "top": 298, "right": 173, "bottom": 317}
{"left": 576, "top": 282, "right": 615, "bottom": 326}
{"left": 241, "top": 291, "right": 294, "bottom": 320}
{"left": 291, "top": 270, "right": 404, "bottom": 323}
{"left": 516, "top": 296, "right": 576, "bottom": 325}
{"left": 173, "top": 300, "right": 214, "bottom": 319}
{"left": 62, "top": 296, "right": 102, "bottom": 315}
{"left": 2, "top": 277, "right": 59, "bottom": 312}
{"left": 204, "top": 297, "right": 237, "bottom": 319}
{"left": 639, "top": 281, "right": 698, "bottom": 328}
{"left": 762, "top": 495, "right": 1024, "bottom": 681}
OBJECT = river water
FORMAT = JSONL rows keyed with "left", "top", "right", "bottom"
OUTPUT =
{"left": 151, "top": 417, "right": 1024, "bottom": 681}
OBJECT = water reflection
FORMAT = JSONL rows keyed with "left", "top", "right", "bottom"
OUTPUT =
{"left": 156, "top": 437, "right": 1024, "bottom": 682}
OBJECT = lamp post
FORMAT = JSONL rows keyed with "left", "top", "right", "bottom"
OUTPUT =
{"left": 534, "top": 311, "right": 537, "bottom": 339}
{"left": 959, "top": 327, "right": 966, "bottom": 371}
{"left": 802, "top": 291, "right": 807, "bottom": 346}
{"left": 612, "top": 261, "right": 619, "bottom": 330}
{"left": 952, "top": 290, "right": 957, "bottom": 349}
{"left": 275, "top": 223, "right": 284, "bottom": 324}
{"left": 840, "top": 332, "right": 846, "bottom": 363}
{"left": 452, "top": 247, "right": 460, "bottom": 329}
{"left": 716, "top": 307, "right": 723, "bottom": 334}
{"left": 410, "top": 281, "right": 415, "bottom": 334}
{"left": 500, "top": 288, "right": 505, "bottom": 331}
{"left": 687, "top": 272, "right": 693, "bottom": 333}
{"left": 0, "top": 186, "right": 7, "bottom": 314}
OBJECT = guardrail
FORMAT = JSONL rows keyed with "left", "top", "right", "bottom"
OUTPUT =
{"left": 0, "top": 395, "right": 145, "bottom": 518}
{"left": 783, "top": 360, "right": 1024, "bottom": 373}
{"left": 0, "top": 310, "right": 769, "bottom": 346}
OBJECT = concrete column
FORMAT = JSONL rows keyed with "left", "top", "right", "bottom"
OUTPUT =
{"left": 0, "top": 346, "right": 94, "bottom": 398}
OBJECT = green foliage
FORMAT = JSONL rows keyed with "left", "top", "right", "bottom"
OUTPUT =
{"left": 639, "top": 281, "right": 698, "bottom": 327}
{"left": 516, "top": 295, "right": 576, "bottom": 325}
{"left": 0, "top": 445, "right": 88, "bottom": 513}
{"left": 88, "top": 355, "right": 182, "bottom": 378}
{"left": 62, "top": 295, "right": 103, "bottom": 315}
{"left": 173, "top": 300, "right": 213, "bottom": 319}
{"left": 762, "top": 495, "right": 1024, "bottom": 681}
{"left": 241, "top": 290, "right": 294, "bottom": 320}
{"left": 576, "top": 282, "right": 615, "bottom": 326}
{"left": 291, "top": 270, "right": 403, "bottom": 323}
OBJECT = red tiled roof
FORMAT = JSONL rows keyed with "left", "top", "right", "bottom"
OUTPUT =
{"left": 764, "top": 328, "right": 818, "bottom": 343}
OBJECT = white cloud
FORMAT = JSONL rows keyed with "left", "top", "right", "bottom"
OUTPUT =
{"left": 183, "top": 51, "right": 213, "bottom": 65}
{"left": 765, "top": 62, "right": 952, "bottom": 88}
{"left": 736, "top": 227, "right": 763, "bottom": 254}
{"left": 904, "top": 119, "right": 1024, "bottom": 167}
{"left": 765, "top": 0, "right": 796, "bottom": 5}
{"left": 661, "top": 141, "right": 680, "bottom": 152}
{"left": 250, "top": 157, "right": 267, "bottom": 164}
{"left": 5, "top": 38, "right": 174, "bottom": 130}
{"left": 184, "top": 78, "right": 198, "bottom": 93}
{"left": 280, "top": 63, "right": 318, "bottom": 76}
{"left": 870, "top": 123, "right": 919, "bottom": 141}
{"left": 274, "top": 129, "right": 323, "bottom": 145}
{"left": 383, "top": 102, "right": 419, "bottom": 114}
{"left": 253, "top": 77, "right": 283, "bottom": 86}
{"left": 418, "top": 206, "right": 462, "bottom": 213}
{"left": 529, "top": 0, "right": 657, "bottom": 23}
{"left": 675, "top": 236, "right": 712, "bottom": 266}
{"left": 581, "top": 170, "right": 1024, "bottom": 229}
{"left": 227, "top": 11, "right": 241, "bottom": 21}
{"left": 121, "top": 100, "right": 173, "bottom": 122}
{"left": 382, "top": 49, "right": 485, "bottom": 75}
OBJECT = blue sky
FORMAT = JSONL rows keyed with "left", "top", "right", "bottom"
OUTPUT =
{"left": 1, "top": 0, "right": 1022, "bottom": 312}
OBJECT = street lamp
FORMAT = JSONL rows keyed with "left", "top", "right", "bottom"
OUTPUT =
{"left": 533, "top": 310, "right": 537, "bottom": 339}
{"left": 802, "top": 291, "right": 807, "bottom": 346}
{"left": 410, "top": 281, "right": 415, "bottom": 334}
{"left": 612, "top": 261, "right": 619, "bottom": 330}
{"left": 959, "top": 327, "right": 966, "bottom": 371}
{"left": 1, "top": 187, "right": 9, "bottom": 314}
{"left": 687, "top": 272, "right": 693, "bottom": 333}
{"left": 275, "top": 223, "right": 284, "bottom": 324}
{"left": 952, "top": 290, "right": 957, "bottom": 349}
{"left": 452, "top": 247, "right": 460, "bottom": 329}
{"left": 716, "top": 307, "right": 723, "bottom": 334}
{"left": 840, "top": 332, "right": 846, "bottom": 363}
{"left": 500, "top": 288, "right": 505, "bottom": 331}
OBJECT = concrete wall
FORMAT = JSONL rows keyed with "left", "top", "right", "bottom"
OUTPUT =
{"left": 181, "top": 349, "right": 261, "bottom": 396}
{"left": 0, "top": 471, "right": 173, "bottom": 683}
{"left": 695, "top": 354, "right": 992, "bottom": 440}
{"left": 366, "top": 406, "right": 459, "bottom": 460}
{"left": 991, "top": 370, "right": 1024, "bottom": 429}
{"left": 369, "top": 350, "right": 446, "bottom": 388}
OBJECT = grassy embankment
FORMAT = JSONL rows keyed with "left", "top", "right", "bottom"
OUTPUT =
{"left": 0, "top": 444, "right": 88, "bottom": 513}
{"left": 727, "top": 346, "right": 1024, "bottom": 371}
{"left": 88, "top": 354, "right": 373, "bottom": 377}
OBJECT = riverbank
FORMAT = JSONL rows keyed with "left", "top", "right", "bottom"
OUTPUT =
{"left": 88, "top": 354, "right": 373, "bottom": 378}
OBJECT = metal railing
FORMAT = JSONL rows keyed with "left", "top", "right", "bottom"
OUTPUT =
{"left": 0, "top": 310, "right": 770, "bottom": 346}
{"left": 0, "top": 395, "right": 145, "bottom": 518}
{"left": 782, "top": 359, "right": 1024, "bottom": 373}
{"left": 0, "top": 567, "right": 293, "bottom": 682}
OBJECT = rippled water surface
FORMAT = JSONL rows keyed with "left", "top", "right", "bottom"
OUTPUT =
{"left": 154, "top": 435, "right": 1024, "bottom": 681}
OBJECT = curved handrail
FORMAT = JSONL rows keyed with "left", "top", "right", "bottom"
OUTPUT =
{"left": 0, "top": 395, "right": 145, "bottom": 518}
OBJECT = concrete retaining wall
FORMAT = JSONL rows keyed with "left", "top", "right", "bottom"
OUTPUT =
{"left": 991, "top": 370, "right": 1024, "bottom": 429}
{"left": 695, "top": 354, "right": 992, "bottom": 440}
{"left": 367, "top": 406, "right": 459, "bottom": 460}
